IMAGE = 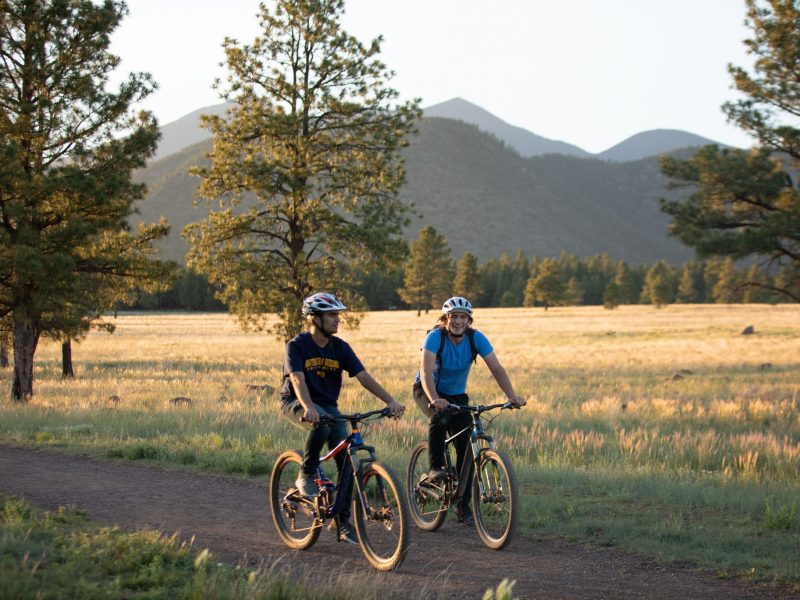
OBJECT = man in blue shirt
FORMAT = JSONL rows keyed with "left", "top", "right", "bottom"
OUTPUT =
{"left": 281, "top": 292, "right": 404, "bottom": 543}
{"left": 413, "top": 296, "right": 525, "bottom": 524}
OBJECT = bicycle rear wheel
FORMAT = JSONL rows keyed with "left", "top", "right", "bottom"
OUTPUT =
{"left": 269, "top": 450, "right": 321, "bottom": 550}
{"left": 472, "top": 448, "right": 518, "bottom": 550}
{"left": 406, "top": 440, "right": 448, "bottom": 531}
{"left": 353, "top": 461, "right": 409, "bottom": 571}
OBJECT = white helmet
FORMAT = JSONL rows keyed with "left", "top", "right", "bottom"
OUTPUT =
{"left": 302, "top": 292, "right": 347, "bottom": 317}
{"left": 442, "top": 296, "right": 473, "bottom": 316}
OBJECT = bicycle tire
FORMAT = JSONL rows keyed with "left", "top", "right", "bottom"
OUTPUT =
{"left": 406, "top": 440, "right": 448, "bottom": 531}
{"left": 353, "top": 461, "right": 410, "bottom": 571}
{"left": 269, "top": 449, "right": 321, "bottom": 550}
{"left": 472, "top": 448, "right": 518, "bottom": 550}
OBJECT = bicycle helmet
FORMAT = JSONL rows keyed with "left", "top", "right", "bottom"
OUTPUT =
{"left": 302, "top": 292, "right": 347, "bottom": 317}
{"left": 442, "top": 296, "right": 473, "bottom": 316}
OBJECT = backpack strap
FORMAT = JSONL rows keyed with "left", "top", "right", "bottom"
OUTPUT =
{"left": 436, "top": 326, "right": 478, "bottom": 367}
{"left": 466, "top": 328, "right": 478, "bottom": 364}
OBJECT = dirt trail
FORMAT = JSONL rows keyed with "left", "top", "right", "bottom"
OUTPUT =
{"left": 0, "top": 445, "right": 794, "bottom": 600}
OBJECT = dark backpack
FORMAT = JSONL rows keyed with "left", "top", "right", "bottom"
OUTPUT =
{"left": 429, "top": 326, "right": 479, "bottom": 373}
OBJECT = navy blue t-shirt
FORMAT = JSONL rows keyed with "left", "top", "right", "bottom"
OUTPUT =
{"left": 280, "top": 332, "right": 365, "bottom": 407}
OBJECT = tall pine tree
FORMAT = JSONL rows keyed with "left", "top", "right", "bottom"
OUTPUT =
{"left": 399, "top": 226, "right": 453, "bottom": 315}
{"left": 0, "top": 0, "right": 171, "bottom": 400}
{"left": 185, "top": 0, "right": 420, "bottom": 339}
{"left": 660, "top": 0, "right": 800, "bottom": 302}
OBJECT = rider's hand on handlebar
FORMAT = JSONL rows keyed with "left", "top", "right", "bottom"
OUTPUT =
{"left": 385, "top": 399, "right": 405, "bottom": 418}
{"left": 302, "top": 405, "right": 320, "bottom": 424}
{"left": 430, "top": 398, "right": 450, "bottom": 413}
{"left": 508, "top": 395, "right": 526, "bottom": 408}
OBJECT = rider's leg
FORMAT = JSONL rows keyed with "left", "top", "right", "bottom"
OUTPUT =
{"left": 281, "top": 399, "right": 332, "bottom": 475}
{"left": 447, "top": 401, "right": 474, "bottom": 522}
{"left": 317, "top": 405, "right": 353, "bottom": 522}
{"left": 413, "top": 381, "right": 449, "bottom": 471}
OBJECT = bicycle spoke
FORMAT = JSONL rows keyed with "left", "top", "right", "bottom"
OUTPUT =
{"left": 354, "top": 463, "right": 409, "bottom": 571}
{"left": 407, "top": 440, "right": 448, "bottom": 531}
{"left": 472, "top": 449, "right": 518, "bottom": 550}
{"left": 269, "top": 450, "right": 321, "bottom": 550}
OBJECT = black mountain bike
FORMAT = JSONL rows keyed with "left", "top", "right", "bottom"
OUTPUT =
{"left": 270, "top": 408, "right": 410, "bottom": 571}
{"left": 407, "top": 401, "right": 519, "bottom": 550}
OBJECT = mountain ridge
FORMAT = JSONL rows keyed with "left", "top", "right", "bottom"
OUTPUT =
{"left": 133, "top": 115, "right": 694, "bottom": 266}
{"left": 153, "top": 96, "right": 729, "bottom": 162}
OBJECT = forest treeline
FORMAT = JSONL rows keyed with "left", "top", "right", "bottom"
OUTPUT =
{"left": 127, "top": 249, "right": 792, "bottom": 312}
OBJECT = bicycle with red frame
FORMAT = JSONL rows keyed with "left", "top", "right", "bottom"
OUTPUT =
{"left": 269, "top": 407, "right": 410, "bottom": 571}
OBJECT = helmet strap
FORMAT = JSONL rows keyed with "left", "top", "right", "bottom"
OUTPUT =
{"left": 314, "top": 314, "right": 332, "bottom": 339}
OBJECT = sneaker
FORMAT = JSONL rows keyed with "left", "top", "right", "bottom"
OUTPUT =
{"left": 338, "top": 520, "right": 359, "bottom": 545}
{"left": 294, "top": 473, "right": 318, "bottom": 498}
{"left": 456, "top": 502, "right": 474, "bottom": 526}
{"left": 426, "top": 467, "right": 447, "bottom": 481}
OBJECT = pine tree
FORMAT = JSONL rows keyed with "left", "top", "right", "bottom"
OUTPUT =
{"left": 603, "top": 280, "right": 621, "bottom": 309}
{"left": 184, "top": 0, "right": 420, "bottom": 339}
{"left": 712, "top": 257, "right": 742, "bottom": 303}
{"left": 613, "top": 261, "right": 638, "bottom": 305}
{"left": 0, "top": 0, "right": 171, "bottom": 400}
{"left": 492, "top": 254, "right": 515, "bottom": 306}
{"left": 453, "top": 252, "right": 482, "bottom": 302}
{"left": 566, "top": 277, "right": 585, "bottom": 306}
{"left": 660, "top": 0, "right": 800, "bottom": 302}
{"left": 676, "top": 264, "right": 699, "bottom": 303}
{"left": 643, "top": 261, "right": 674, "bottom": 308}
{"left": 742, "top": 263, "right": 773, "bottom": 303}
{"left": 399, "top": 226, "right": 453, "bottom": 315}
{"left": 524, "top": 258, "right": 565, "bottom": 310}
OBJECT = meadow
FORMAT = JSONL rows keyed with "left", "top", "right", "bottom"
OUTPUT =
{"left": 1, "top": 305, "right": 798, "bottom": 588}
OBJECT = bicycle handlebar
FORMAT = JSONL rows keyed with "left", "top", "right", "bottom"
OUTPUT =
{"left": 315, "top": 407, "right": 393, "bottom": 425}
{"left": 443, "top": 401, "right": 520, "bottom": 414}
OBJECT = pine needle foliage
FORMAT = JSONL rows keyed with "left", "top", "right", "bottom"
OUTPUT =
{"left": 659, "top": 0, "right": 800, "bottom": 302}
{"left": 185, "top": 0, "right": 420, "bottom": 340}
{"left": 0, "top": 0, "right": 172, "bottom": 400}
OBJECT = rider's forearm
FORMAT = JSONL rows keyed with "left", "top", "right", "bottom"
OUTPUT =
{"left": 490, "top": 366, "right": 518, "bottom": 400}
{"left": 289, "top": 372, "right": 315, "bottom": 410}
{"left": 355, "top": 370, "right": 395, "bottom": 404}
{"left": 421, "top": 371, "right": 440, "bottom": 404}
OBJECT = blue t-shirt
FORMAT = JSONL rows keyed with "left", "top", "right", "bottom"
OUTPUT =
{"left": 281, "top": 333, "right": 364, "bottom": 407}
{"left": 415, "top": 328, "right": 493, "bottom": 395}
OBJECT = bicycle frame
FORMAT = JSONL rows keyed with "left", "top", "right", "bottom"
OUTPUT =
{"left": 422, "top": 402, "right": 511, "bottom": 508}
{"left": 315, "top": 419, "right": 378, "bottom": 520}
{"left": 281, "top": 410, "right": 386, "bottom": 527}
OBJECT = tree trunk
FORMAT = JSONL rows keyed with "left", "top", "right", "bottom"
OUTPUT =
{"left": 62, "top": 339, "right": 75, "bottom": 379}
{"left": 0, "top": 342, "right": 8, "bottom": 368}
{"left": 12, "top": 312, "right": 39, "bottom": 402}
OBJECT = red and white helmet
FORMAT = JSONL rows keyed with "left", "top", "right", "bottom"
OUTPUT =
{"left": 302, "top": 292, "right": 347, "bottom": 317}
{"left": 442, "top": 296, "right": 473, "bottom": 316}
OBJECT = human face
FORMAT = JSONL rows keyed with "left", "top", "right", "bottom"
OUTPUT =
{"left": 446, "top": 311, "right": 470, "bottom": 336}
{"left": 316, "top": 311, "right": 340, "bottom": 335}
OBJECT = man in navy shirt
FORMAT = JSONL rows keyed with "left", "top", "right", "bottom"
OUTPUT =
{"left": 281, "top": 292, "right": 404, "bottom": 544}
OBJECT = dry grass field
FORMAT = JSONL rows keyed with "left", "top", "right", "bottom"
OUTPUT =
{"left": 1, "top": 304, "right": 799, "bottom": 585}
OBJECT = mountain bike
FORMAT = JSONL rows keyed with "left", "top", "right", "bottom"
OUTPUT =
{"left": 407, "top": 401, "right": 519, "bottom": 549}
{"left": 270, "top": 408, "right": 410, "bottom": 571}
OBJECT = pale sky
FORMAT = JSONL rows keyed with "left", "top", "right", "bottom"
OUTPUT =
{"left": 110, "top": 0, "right": 756, "bottom": 154}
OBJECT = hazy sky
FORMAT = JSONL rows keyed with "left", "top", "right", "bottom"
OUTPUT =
{"left": 110, "top": 0, "right": 756, "bottom": 154}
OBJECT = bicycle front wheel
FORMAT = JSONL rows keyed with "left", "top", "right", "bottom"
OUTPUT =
{"left": 406, "top": 440, "right": 448, "bottom": 531}
{"left": 472, "top": 448, "right": 518, "bottom": 550}
{"left": 353, "top": 461, "right": 410, "bottom": 571}
{"left": 269, "top": 450, "right": 321, "bottom": 550}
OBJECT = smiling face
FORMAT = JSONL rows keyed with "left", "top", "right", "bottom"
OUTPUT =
{"left": 446, "top": 311, "right": 471, "bottom": 336}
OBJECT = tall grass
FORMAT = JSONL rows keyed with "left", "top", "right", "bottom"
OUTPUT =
{"left": 1, "top": 305, "right": 799, "bottom": 586}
